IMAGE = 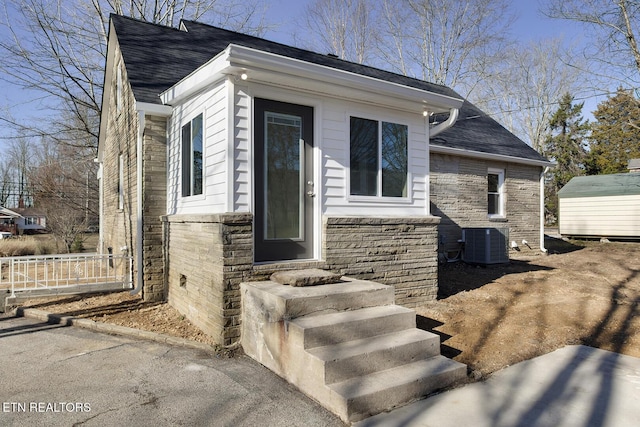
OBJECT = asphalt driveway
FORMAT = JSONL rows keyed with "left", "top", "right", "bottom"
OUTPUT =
{"left": 0, "top": 315, "right": 344, "bottom": 426}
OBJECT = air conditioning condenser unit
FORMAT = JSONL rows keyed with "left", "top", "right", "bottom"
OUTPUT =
{"left": 462, "top": 227, "right": 509, "bottom": 265}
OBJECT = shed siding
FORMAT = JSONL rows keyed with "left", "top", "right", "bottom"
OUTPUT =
{"left": 559, "top": 195, "right": 640, "bottom": 237}
{"left": 166, "top": 79, "right": 228, "bottom": 215}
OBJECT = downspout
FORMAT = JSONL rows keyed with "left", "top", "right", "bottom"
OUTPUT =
{"left": 96, "top": 160, "right": 104, "bottom": 254}
{"left": 540, "top": 166, "right": 550, "bottom": 254}
{"left": 429, "top": 108, "right": 459, "bottom": 138}
{"left": 131, "top": 110, "right": 145, "bottom": 294}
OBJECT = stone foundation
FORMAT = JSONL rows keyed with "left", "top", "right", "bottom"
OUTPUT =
{"left": 162, "top": 213, "right": 253, "bottom": 345}
{"left": 323, "top": 216, "right": 440, "bottom": 307}
{"left": 164, "top": 213, "right": 441, "bottom": 344}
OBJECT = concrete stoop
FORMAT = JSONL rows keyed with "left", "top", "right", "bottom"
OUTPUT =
{"left": 241, "top": 277, "right": 467, "bottom": 423}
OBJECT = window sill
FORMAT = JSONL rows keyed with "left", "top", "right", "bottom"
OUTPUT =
{"left": 488, "top": 216, "right": 508, "bottom": 222}
{"left": 347, "top": 195, "right": 412, "bottom": 204}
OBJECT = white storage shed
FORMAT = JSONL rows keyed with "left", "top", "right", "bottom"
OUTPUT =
{"left": 558, "top": 173, "right": 640, "bottom": 238}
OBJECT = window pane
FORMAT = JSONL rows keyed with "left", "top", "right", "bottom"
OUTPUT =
{"left": 488, "top": 173, "right": 499, "bottom": 193}
{"left": 382, "top": 122, "right": 408, "bottom": 197}
{"left": 350, "top": 117, "right": 378, "bottom": 196}
{"left": 181, "top": 123, "right": 191, "bottom": 197}
{"left": 265, "top": 112, "right": 302, "bottom": 240}
{"left": 488, "top": 193, "right": 500, "bottom": 215}
{"left": 192, "top": 114, "right": 203, "bottom": 195}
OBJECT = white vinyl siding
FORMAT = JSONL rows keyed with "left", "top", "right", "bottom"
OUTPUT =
{"left": 322, "top": 100, "right": 428, "bottom": 216}
{"left": 233, "top": 86, "right": 251, "bottom": 212}
{"left": 166, "top": 79, "right": 228, "bottom": 215}
{"left": 166, "top": 83, "right": 432, "bottom": 218}
{"left": 559, "top": 195, "right": 640, "bottom": 237}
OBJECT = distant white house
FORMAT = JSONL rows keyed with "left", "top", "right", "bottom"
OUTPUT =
{"left": 12, "top": 208, "right": 47, "bottom": 234}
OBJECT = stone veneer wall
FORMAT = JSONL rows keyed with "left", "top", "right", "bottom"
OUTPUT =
{"left": 163, "top": 213, "right": 253, "bottom": 345}
{"left": 101, "top": 43, "right": 167, "bottom": 302}
{"left": 100, "top": 47, "right": 139, "bottom": 294}
{"left": 140, "top": 115, "right": 167, "bottom": 302}
{"left": 430, "top": 153, "right": 542, "bottom": 255}
{"left": 323, "top": 216, "right": 440, "bottom": 307}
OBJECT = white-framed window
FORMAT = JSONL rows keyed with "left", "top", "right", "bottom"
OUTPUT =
{"left": 118, "top": 153, "right": 124, "bottom": 210}
{"left": 349, "top": 116, "right": 408, "bottom": 198}
{"left": 181, "top": 113, "right": 204, "bottom": 197}
{"left": 488, "top": 168, "right": 505, "bottom": 217}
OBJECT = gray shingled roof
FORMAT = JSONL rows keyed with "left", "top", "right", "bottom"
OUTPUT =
{"left": 111, "top": 14, "right": 458, "bottom": 104}
{"left": 430, "top": 101, "right": 549, "bottom": 163}
{"left": 110, "top": 14, "right": 549, "bottom": 165}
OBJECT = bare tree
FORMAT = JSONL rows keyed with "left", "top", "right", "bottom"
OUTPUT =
{"left": 302, "top": 0, "right": 375, "bottom": 63}
{"left": 377, "top": 0, "right": 515, "bottom": 95}
{"left": 0, "top": 0, "right": 270, "bottom": 248}
{"left": 0, "top": 159, "right": 13, "bottom": 207}
{"left": 7, "top": 138, "right": 33, "bottom": 207}
{"left": 30, "top": 138, "right": 99, "bottom": 252}
{"left": 545, "top": 0, "right": 640, "bottom": 85}
{"left": 473, "top": 38, "right": 586, "bottom": 151}
{"left": 0, "top": 0, "right": 270, "bottom": 153}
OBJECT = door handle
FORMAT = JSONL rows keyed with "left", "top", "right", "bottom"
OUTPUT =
{"left": 306, "top": 191, "right": 316, "bottom": 197}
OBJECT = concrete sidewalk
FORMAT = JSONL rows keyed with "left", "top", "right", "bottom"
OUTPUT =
{"left": 356, "top": 345, "right": 640, "bottom": 427}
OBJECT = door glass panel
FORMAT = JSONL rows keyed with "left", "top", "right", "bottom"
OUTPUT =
{"left": 265, "top": 112, "right": 303, "bottom": 240}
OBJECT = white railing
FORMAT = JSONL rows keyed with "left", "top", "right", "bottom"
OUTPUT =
{"left": 0, "top": 253, "right": 133, "bottom": 299}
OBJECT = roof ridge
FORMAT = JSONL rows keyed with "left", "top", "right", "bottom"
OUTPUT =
{"left": 110, "top": 13, "right": 187, "bottom": 33}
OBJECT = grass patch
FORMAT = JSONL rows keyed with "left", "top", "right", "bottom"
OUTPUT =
{"left": 0, "top": 237, "right": 56, "bottom": 257}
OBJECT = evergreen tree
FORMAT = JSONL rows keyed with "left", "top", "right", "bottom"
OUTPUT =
{"left": 543, "top": 93, "right": 589, "bottom": 219}
{"left": 586, "top": 88, "right": 640, "bottom": 175}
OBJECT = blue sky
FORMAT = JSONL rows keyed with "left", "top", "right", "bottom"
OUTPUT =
{"left": 0, "top": 1, "right": 600, "bottom": 149}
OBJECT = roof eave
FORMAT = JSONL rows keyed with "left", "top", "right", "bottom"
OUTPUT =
{"left": 161, "top": 44, "right": 464, "bottom": 113}
{"left": 429, "top": 143, "right": 554, "bottom": 168}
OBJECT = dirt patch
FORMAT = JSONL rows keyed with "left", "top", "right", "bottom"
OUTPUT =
{"left": 20, "top": 292, "right": 218, "bottom": 347}
{"left": 417, "top": 236, "right": 640, "bottom": 377}
{"left": 17, "top": 235, "right": 640, "bottom": 377}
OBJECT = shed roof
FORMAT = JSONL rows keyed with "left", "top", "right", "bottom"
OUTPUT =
{"left": 558, "top": 173, "right": 640, "bottom": 198}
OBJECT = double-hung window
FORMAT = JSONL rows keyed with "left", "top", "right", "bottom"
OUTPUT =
{"left": 349, "top": 117, "right": 408, "bottom": 198}
{"left": 487, "top": 168, "right": 505, "bottom": 217}
{"left": 181, "top": 113, "right": 204, "bottom": 197}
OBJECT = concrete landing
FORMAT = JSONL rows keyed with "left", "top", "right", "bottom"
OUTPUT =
{"left": 356, "top": 345, "right": 640, "bottom": 427}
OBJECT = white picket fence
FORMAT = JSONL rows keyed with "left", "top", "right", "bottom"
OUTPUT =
{"left": 0, "top": 253, "right": 133, "bottom": 311}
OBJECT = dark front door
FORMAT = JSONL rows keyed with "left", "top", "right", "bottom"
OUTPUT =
{"left": 254, "top": 98, "right": 314, "bottom": 262}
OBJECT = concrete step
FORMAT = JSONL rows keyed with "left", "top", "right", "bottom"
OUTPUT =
{"left": 329, "top": 356, "right": 467, "bottom": 423}
{"left": 242, "top": 277, "right": 394, "bottom": 320}
{"left": 308, "top": 329, "right": 441, "bottom": 383}
{"left": 290, "top": 305, "right": 417, "bottom": 349}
